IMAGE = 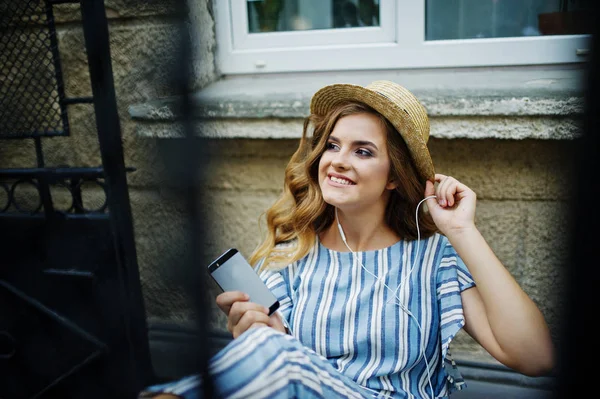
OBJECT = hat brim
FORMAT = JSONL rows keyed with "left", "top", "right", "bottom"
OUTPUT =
{"left": 310, "top": 83, "right": 435, "bottom": 182}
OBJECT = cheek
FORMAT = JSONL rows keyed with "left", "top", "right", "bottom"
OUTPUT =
{"left": 370, "top": 162, "right": 392, "bottom": 180}
{"left": 317, "top": 155, "right": 328, "bottom": 179}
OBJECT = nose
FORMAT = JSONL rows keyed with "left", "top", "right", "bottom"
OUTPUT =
{"left": 331, "top": 150, "right": 350, "bottom": 170}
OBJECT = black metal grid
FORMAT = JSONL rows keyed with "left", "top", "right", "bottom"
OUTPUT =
{"left": 0, "top": 0, "right": 163, "bottom": 396}
{"left": 0, "top": 0, "right": 69, "bottom": 138}
{"left": 0, "top": 168, "right": 114, "bottom": 218}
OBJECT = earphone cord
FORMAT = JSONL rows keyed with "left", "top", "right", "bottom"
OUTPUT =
{"left": 336, "top": 194, "right": 437, "bottom": 399}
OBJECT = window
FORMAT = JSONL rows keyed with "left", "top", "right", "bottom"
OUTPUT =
{"left": 230, "top": 0, "right": 395, "bottom": 50}
{"left": 214, "top": 0, "right": 593, "bottom": 74}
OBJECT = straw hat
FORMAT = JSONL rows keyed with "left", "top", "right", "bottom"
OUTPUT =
{"left": 310, "top": 80, "right": 435, "bottom": 182}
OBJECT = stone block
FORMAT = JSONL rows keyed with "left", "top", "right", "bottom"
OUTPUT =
{"left": 476, "top": 200, "right": 569, "bottom": 333}
{"left": 0, "top": 139, "right": 37, "bottom": 168}
{"left": 199, "top": 190, "right": 281, "bottom": 262}
{"left": 521, "top": 201, "right": 571, "bottom": 338}
{"left": 430, "top": 116, "right": 582, "bottom": 140}
{"left": 50, "top": 20, "right": 216, "bottom": 186}
{"left": 128, "top": 186, "right": 228, "bottom": 328}
{"left": 128, "top": 188, "right": 193, "bottom": 320}
{"left": 52, "top": 0, "right": 181, "bottom": 23}
{"left": 429, "top": 138, "right": 576, "bottom": 200}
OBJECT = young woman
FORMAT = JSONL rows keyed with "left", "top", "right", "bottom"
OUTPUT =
{"left": 140, "top": 80, "right": 554, "bottom": 399}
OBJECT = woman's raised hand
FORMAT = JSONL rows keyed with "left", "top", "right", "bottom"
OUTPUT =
{"left": 215, "top": 291, "right": 286, "bottom": 338}
{"left": 424, "top": 174, "right": 477, "bottom": 237}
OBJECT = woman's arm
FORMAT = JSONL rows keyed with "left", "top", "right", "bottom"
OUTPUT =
{"left": 425, "top": 174, "right": 555, "bottom": 376}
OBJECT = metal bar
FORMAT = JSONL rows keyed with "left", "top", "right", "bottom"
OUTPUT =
{"left": 45, "top": 0, "right": 70, "bottom": 136}
{"left": 59, "top": 212, "right": 110, "bottom": 220}
{"left": 70, "top": 176, "right": 84, "bottom": 214}
{"left": 171, "top": 0, "right": 215, "bottom": 394}
{"left": 43, "top": 269, "right": 96, "bottom": 280}
{"left": 47, "top": 0, "right": 82, "bottom": 5}
{"left": 34, "top": 138, "right": 45, "bottom": 168}
{"left": 0, "top": 166, "right": 135, "bottom": 178}
{"left": 0, "top": 131, "right": 68, "bottom": 139}
{"left": 34, "top": 137, "right": 56, "bottom": 217}
{"left": 0, "top": 212, "right": 110, "bottom": 220}
{"left": 63, "top": 96, "right": 95, "bottom": 105}
{"left": 79, "top": 0, "right": 152, "bottom": 390}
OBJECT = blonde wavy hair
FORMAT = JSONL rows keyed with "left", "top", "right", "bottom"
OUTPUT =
{"left": 249, "top": 102, "right": 438, "bottom": 270}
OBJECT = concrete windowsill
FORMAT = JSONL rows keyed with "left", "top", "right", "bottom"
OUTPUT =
{"left": 130, "top": 65, "right": 587, "bottom": 140}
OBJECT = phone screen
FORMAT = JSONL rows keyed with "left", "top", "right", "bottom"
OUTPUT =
{"left": 208, "top": 249, "right": 280, "bottom": 315}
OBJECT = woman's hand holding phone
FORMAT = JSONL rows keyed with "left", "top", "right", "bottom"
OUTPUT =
{"left": 216, "top": 291, "right": 286, "bottom": 338}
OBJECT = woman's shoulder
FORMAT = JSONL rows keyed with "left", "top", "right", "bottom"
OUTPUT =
{"left": 412, "top": 233, "right": 456, "bottom": 265}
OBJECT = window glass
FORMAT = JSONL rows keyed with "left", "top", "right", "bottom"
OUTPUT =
{"left": 426, "top": 0, "right": 593, "bottom": 40}
{"left": 247, "top": 0, "right": 380, "bottom": 33}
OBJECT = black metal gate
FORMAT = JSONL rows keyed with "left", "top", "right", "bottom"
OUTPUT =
{"left": 0, "top": 1, "right": 153, "bottom": 398}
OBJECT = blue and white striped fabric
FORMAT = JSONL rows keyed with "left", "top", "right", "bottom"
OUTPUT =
{"left": 140, "top": 328, "right": 384, "bottom": 399}
{"left": 259, "top": 233, "right": 475, "bottom": 398}
{"left": 138, "top": 233, "right": 474, "bottom": 399}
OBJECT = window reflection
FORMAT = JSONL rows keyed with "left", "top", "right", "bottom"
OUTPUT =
{"left": 426, "top": 0, "right": 593, "bottom": 41}
{"left": 247, "top": 0, "right": 380, "bottom": 33}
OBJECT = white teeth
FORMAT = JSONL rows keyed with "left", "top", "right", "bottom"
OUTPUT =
{"left": 330, "top": 176, "right": 353, "bottom": 185}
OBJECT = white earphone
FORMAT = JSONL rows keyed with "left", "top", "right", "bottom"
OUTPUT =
{"left": 335, "top": 195, "right": 437, "bottom": 399}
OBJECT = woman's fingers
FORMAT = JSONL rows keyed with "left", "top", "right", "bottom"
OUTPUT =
{"left": 217, "top": 291, "right": 273, "bottom": 338}
{"left": 424, "top": 179, "right": 436, "bottom": 197}
{"left": 232, "top": 311, "right": 271, "bottom": 338}
{"left": 227, "top": 301, "right": 270, "bottom": 335}
{"left": 433, "top": 174, "right": 459, "bottom": 207}
{"left": 268, "top": 312, "right": 288, "bottom": 334}
{"left": 426, "top": 174, "right": 477, "bottom": 234}
{"left": 216, "top": 291, "right": 249, "bottom": 315}
{"left": 424, "top": 180, "right": 439, "bottom": 211}
{"left": 442, "top": 178, "right": 458, "bottom": 207}
{"left": 249, "top": 322, "right": 269, "bottom": 330}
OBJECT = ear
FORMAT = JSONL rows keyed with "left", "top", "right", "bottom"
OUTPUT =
{"left": 386, "top": 179, "right": 398, "bottom": 190}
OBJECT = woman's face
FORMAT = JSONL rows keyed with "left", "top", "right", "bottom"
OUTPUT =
{"left": 318, "top": 113, "right": 397, "bottom": 214}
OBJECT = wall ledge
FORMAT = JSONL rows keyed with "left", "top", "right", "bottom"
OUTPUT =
{"left": 130, "top": 65, "right": 586, "bottom": 140}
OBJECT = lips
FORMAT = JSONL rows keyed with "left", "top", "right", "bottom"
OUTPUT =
{"left": 328, "top": 173, "right": 355, "bottom": 185}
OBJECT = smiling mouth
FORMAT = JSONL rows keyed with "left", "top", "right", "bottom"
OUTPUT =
{"left": 329, "top": 175, "right": 355, "bottom": 185}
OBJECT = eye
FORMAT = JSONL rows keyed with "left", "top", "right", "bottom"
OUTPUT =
{"left": 356, "top": 148, "right": 373, "bottom": 157}
{"left": 325, "top": 142, "right": 339, "bottom": 151}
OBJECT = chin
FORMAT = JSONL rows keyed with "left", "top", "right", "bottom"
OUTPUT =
{"left": 323, "top": 197, "right": 352, "bottom": 211}
{"left": 321, "top": 188, "right": 354, "bottom": 210}
{"left": 321, "top": 195, "right": 342, "bottom": 209}
{"left": 321, "top": 196, "right": 337, "bottom": 207}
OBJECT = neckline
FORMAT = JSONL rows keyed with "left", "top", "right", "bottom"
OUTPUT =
{"left": 316, "top": 235, "right": 403, "bottom": 255}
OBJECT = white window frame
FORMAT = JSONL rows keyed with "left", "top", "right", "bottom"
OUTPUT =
{"left": 214, "top": 0, "right": 592, "bottom": 74}
{"left": 233, "top": 0, "right": 396, "bottom": 49}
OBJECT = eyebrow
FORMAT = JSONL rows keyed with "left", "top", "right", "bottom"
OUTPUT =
{"left": 328, "top": 135, "right": 379, "bottom": 151}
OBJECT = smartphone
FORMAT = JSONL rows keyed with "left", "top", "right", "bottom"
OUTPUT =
{"left": 207, "top": 248, "right": 280, "bottom": 315}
